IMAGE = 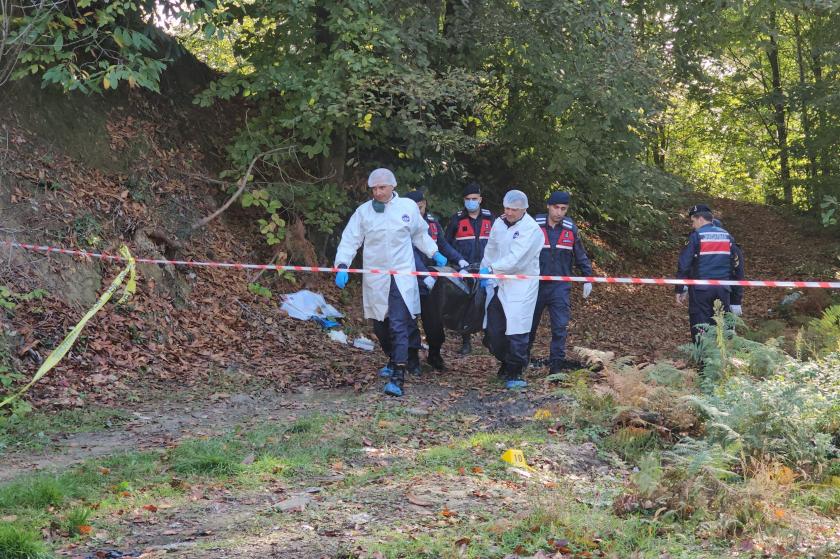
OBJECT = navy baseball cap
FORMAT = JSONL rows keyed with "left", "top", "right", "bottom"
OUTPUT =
{"left": 688, "top": 204, "right": 712, "bottom": 216}
{"left": 405, "top": 190, "right": 424, "bottom": 203}
{"left": 462, "top": 182, "right": 481, "bottom": 197}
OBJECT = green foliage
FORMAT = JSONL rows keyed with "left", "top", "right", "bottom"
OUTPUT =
{"left": 685, "top": 359, "right": 838, "bottom": 470}
{"left": 0, "top": 523, "right": 50, "bottom": 559}
{"left": 796, "top": 304, "right": 840, "bottom": 360}
{"left": 246, "top": 283, "right": 271, "bottom": 299}
{"left": 0, "top": 287, "right": 47, "bottom": 314}
{"left": 820, "top": 195, "right": 838, "bottom": 227}
{"left": 661, "top": 1, "right": 840, "bottom": 214}
{"left": 63, "top": 507, "right": 92, "bottom": 537}
{"left": 683, "top": 308, "right": 786, "bottom": 389}
{"left": 183, "top": 0, "right": 681, "bottom": 253}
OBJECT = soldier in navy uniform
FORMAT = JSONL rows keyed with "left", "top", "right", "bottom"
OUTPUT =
{"left": 401, "top": 190, "right": 466, "bottom": 372}
{"left": 444, "top": 181, "right": 495, "bottom": 355}
{"left": 528, "top": 191, "right": 593, "bottom": 374}
{"left": 713, "top": 219, "right": 745, "bottom": 318}
{"left": 676, "top": 204, "right": 743, "bottom": 342}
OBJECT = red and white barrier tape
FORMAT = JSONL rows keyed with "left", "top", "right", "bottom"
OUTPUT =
{"left": 3, "top": 240, "right": 839, "bottom": 288}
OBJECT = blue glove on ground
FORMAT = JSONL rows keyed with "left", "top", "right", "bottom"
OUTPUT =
{"left": 433, "top": 252, "right": 447, "bottom": 267}
{"left": 335, "top": 270, "right": 349, "bottom": 289}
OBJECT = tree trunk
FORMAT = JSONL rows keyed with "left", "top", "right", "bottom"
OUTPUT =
{"left": 313, "top": 5, "right": 346, "bottom": 186}
{"left": 811, "top": 52, "right": 830, "bottom": 179}
{"left": 766, "top": 10, "right": 792, "bottom": 205}
{"left": 320, "top": 126, "right": 347, "bottom": 186}
{"left": 793, "top": 13, "right": 817, "bottom": 185}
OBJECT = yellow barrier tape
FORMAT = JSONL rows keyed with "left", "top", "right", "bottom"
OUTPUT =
{"left": 0, "top": 246, "right": 136, "bottom": 409}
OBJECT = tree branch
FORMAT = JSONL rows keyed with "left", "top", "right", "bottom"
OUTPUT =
{"left": 190, "top": 147, "right": 287, "bottom": 231}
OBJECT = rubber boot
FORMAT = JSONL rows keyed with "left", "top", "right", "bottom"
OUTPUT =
{"left": 384, "top": 365, "right": 406, "bottom": 397}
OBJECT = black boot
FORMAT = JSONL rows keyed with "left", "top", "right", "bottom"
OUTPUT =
{"left": 497, "top": 362, "right": 507, "bottom": 379}
{"left": 553, "top": 357, "right": 583, "bottom": 372}
{"left": 407, "top": 349, "right": 422, "bottom": 374}
{"left": 384, "top": 365, "right": 406, "bottom": 397}
{"left": 427, "top": 349, "right": 446, "bottom": 371}
{"left": 458, "top": 336, "right": 472, "bottom": 356}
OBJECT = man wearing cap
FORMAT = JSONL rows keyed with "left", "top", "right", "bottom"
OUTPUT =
{"left": 479, "top": 190, "right": 544, "bottom": 389}
{"left": 676, "top": 204, "right": 742, "bottom": 342}
{"left": 529, "top": 191, "right": 594, "bottom": 374}
{"left": 334, "top": 169, "right": 448, "bottom": 397}
{"left": 402, "top": 190, "right": 466, "bottom": 372}
{"left": 445, "top": 181, "right": 495, "bottom": 355}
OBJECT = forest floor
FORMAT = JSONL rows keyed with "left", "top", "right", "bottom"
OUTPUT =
{"left": 1, "top": 77, "right": 839, "bottom": 558}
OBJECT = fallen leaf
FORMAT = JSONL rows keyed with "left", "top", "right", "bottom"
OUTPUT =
{"left": 78, "top": 525, "right": 93, "bottom": 535}
{"left": 471, "top": 466, "right": 483, "bottom": 474}
{"left": 407, "top": 494, "right": 433, "bottom": 507}
{"left": 454, "top": 536, "right": 471, "bottom": 547}
{"left": 241, "top": 453, "right": 256, "bottom": 465}
{"left": 142, "top": 504, "right": 158, "bottom": 513}
{"left": 362, "top": 437, "right": 374, "bottom": 447}
{"left": 440, "top": 507, "right": 457, "bottom": 518}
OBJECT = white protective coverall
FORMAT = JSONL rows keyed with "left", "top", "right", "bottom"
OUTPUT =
{"left": 481, "top": 214, "right": 544, "bottom": 334}
{"left": 334, "top": 193, "right": 439, "bottom": 321}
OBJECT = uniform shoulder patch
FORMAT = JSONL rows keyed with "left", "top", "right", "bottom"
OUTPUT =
{"left": 481, "top": 209, "right": 492, "bottom": 216}
{"left": 427, "top": 214, "right": 437, "bottom": 222}
{"left": 562, "top": 218, "right": 574, "bottom": 229}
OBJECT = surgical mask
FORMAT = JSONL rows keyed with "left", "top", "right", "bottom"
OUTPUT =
{"left": 464, "top": 200, "right": 480, "bottom": 212}
{"left": 372, "top": 200, "right": 386, "bottom": 213}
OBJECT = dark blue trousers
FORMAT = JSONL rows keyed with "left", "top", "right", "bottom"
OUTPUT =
{"left": 373, "top": 278, "right": 417, "bottom": 365}
{"left": 688, "top": 286, "right": 731, "bottom": 342}
{"left": 484, "top": 289, "right": 530, "bottom": 379}
{"left": 528, "top": 283, "right": 571, "bottom": 365}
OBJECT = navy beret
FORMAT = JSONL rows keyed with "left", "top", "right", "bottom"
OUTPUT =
{"left": 547, "top": 191, "right": 571, "bottom": 205}
{"left": 404, "top": 190, "right": 424, "bottom": 203}
{"left": 462, "top": 181, "right": 481, "bottom": 197}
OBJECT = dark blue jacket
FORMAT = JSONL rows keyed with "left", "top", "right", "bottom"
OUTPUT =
{"left": 444, "top": 208, "right": 494, "bottom": 265}
{"left": 534, "top": 214, "right": 593, "bottom": 280}
{"left": 677, "top": 223, "right": 742, "bottom": 302}
{"left": 415, "top": 213, "right": 464, "bottom": 295}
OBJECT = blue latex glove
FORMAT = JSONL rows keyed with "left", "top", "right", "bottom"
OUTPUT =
{"left": 479, "top": 266, "right": 491, "bottom": 288}
{"left": 432, "top": 251, "right": 447, "bottom": 267}
{"left": 335, "top": 270, "right": 349, "bottom": 289}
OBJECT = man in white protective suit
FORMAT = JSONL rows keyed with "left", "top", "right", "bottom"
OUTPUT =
{"left": 333, "top": 168, "right": 449, "bottom": 397}
{"left": 479, "top": 189, "right": 544, "bottom": 390}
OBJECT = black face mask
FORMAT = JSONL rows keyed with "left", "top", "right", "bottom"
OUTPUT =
{"left": 503, "top": 215, "right": 522, "bottom": 227}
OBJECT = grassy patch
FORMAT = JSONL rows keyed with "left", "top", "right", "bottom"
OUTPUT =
{"left": 170, "top": 439, "right": 245, "bottom": 476}
{"left": 0, "top": 523, "right": 50, "bottom": 559}
{"left": 366, "top": 495, "right": 725, "bottom": 559}
{"left": 0, "top": 407, "right": 130, "bottom": 453}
